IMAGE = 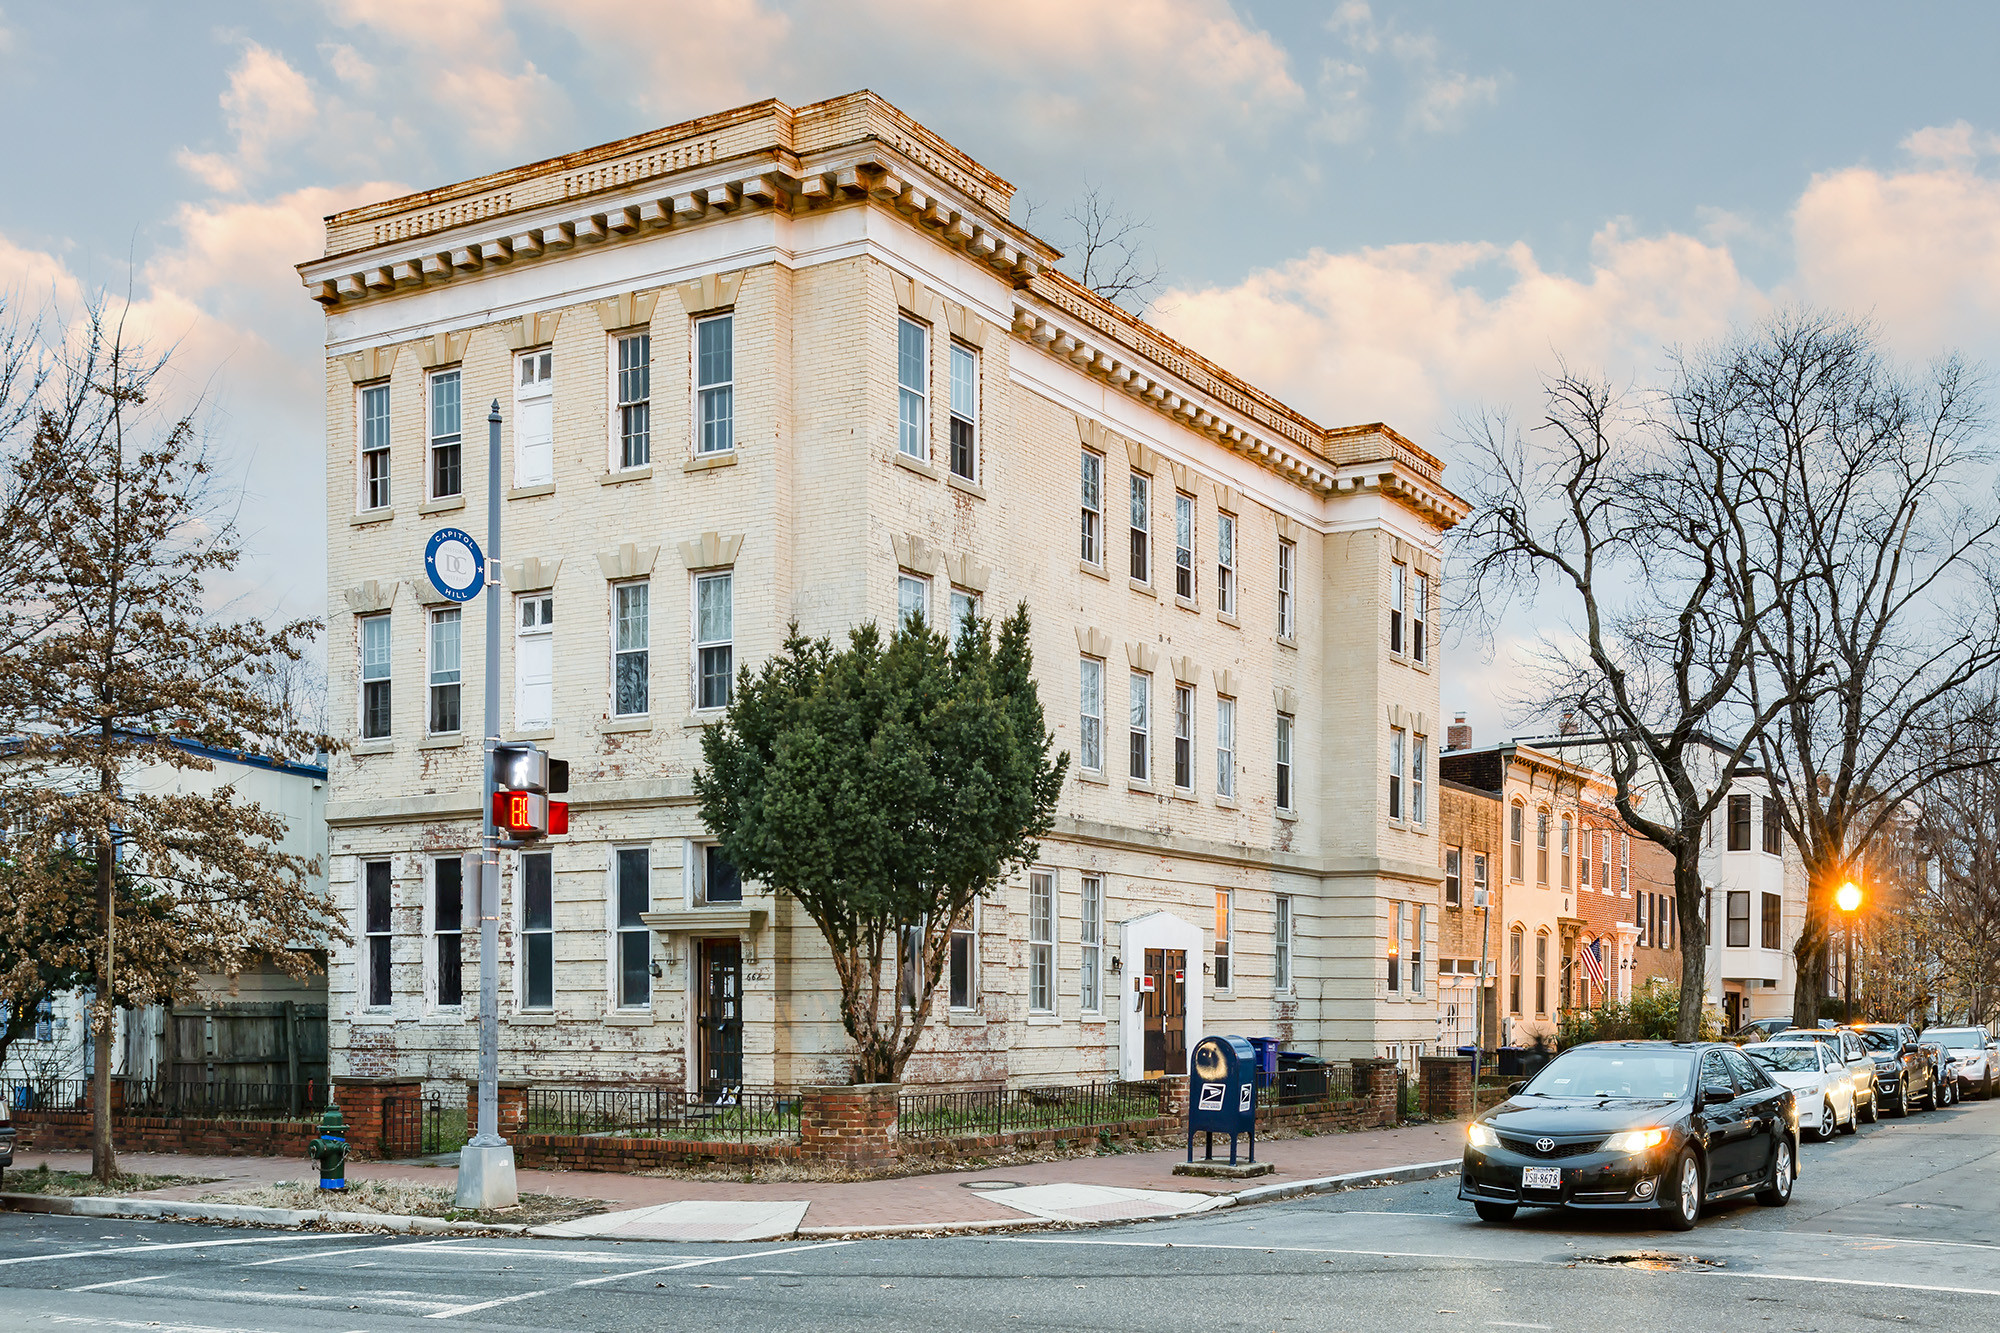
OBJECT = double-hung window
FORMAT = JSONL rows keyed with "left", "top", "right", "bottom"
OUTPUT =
{"left": 520, "top": 850, "right": 553, "bottom": 1010}
{"left": 1129, "top": 670, "right": 1151, "bottom": 782}
{"left": 429, "top": 368, "right": 462, "bottom": 499}
{"left": 1579, "top": 829, "right": 1592, "bottom": 889}
{"left": 1079, "top": 657, "right": 1104, "bottom": 773}
{"left": 1536, "top": 809, "right": 1550, "bottom": 884}
{"left": 1274, "top": 895, "right": 1293, "bottom": 991}
{"left": 697, "top": 844, "right": 742, "bottom": 904}
{"left": 615, "top": 848, "right": 650, "bottom": 1007}
{"left": 1445, "top": 847, "right": 1462, "bottom": 908}
{"left": 1277, "top": 539, "right": 1296, "bottom": 639}
{"left": 1215, "top": 696, "right": 1236, "bottom": 799}
{"left": 1411, "top": 905, "right": 1426, "bottom": 996}
{"left": 1390, "top": 561, "right": 1407, "bottom": 654}
{"left": 1509, "top": 803, "right": 1525, "bottom": 881}
{"left": 360, "top": 613, "right": 392, "bottom": 739}
{"left": 1079, "top": 874, "right": 1103, "bottom": 1012}
{"left": 515, "top": 594, "right": 553, "bottom": 730}
{"left": 1413, "top": 571, "right": 1429, "bottom": 664}
{"left": 1602, "top": 830, "right": 1612, "bottom": 892}
{"left": 1762, "top": 796, "right": 1782, "bottom": 855}
{"left": 1388, "top": 726, "right": 1405, "bottom": 820}
{"left": 948, "top": 588, "right": 979, "bottom": 648}
{"left": 1173, "top": 684, "right": 1194, "bottom": 791}
{"left": 1214, "top": 890, "right": 1233, "bottom": 990}
{"left": 1761, "top": 892, "right": 1781, "bottom": 950}
{"left": 1560, "top": 815, "right": 1572, "bottom": 890}
{"left": 616, "top": 332, "right": 651, "bottom": 468}
{"left": 1276, "top": 712, "right": 1295, "bottom": 810}
{"left": 1508, "top": 927, "right": 1523, "bottom": 1013}
{"left": 1028, "top": 870, "right": 1054, "bottom": 1013}
{"left": 1216, "top": 512, "right": 1236, "bottom": 616}
{"left": 1535, "top": 931, "right": 1549, "bottom": 1013}
{"left": 432, "top": 855, "right": 463, "bottom": 1007}
{"left": 949, "top": 905, "right": 979, "bottom": 1009}
{"left": 613, "top": 582, "right": 650, "bottom": 716}
{"left": 1473, "top": 852, "right": 1489, "bottom": 905}
{"left": 514, "top": 348, "right": 553, "bottom": 486}
{"left": 1080, "top": 450, "right": 1103, "bottom": 565}
{"left": 364, "top": 860, "right": 393, "bottom": 1007}
{"left": 949, "top": 343, "right": 977, "bottom": 481}
{"left": 428, "top": 608, "right": 461, "bottom": 735}
{"left": 1619, "top": 834, "right": 1630, "bottom": 893}
{"left": 1728, "top": 793, "right": 1752, "bottom": 850}
{"left": 897, "top": 316, "right": 928, "bottom": 460}
{"left": 359, "top": 382, "right": 391, "bottom": 511}
{"left": 1411, "top": 734, "right": 1427, "bottom": 825}
{"left": 1174, "top": 492, "right": 1195, "bottom": 600}
{"left": 1129, "top": 474, "right": 1151, "bottom": 583}
{"left": 897, "top": 572, "right": 929, "bottom": 631}
{"left": 1727, "top": 890, "right": 1751, "bottom": 948}
{"left": 695, "top": 572, "right": 734, "bottom": 710}
{"left": 696, "top": 313, "right": 734, "bottom": 454}
{"left": 1389, "top": 901, "right": 1404, "bottom": 992}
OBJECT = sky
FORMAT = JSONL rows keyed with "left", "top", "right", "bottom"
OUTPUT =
{"left": 7, "top": 1, "right": 2000, "bottom": 742}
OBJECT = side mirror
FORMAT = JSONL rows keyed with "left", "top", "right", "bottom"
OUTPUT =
{"left": 1701, "top": 1084, "right": 1735, "bottom": 1106}
{"left": 1506, "top": 1080, "right": 1527, "bottom": 1096}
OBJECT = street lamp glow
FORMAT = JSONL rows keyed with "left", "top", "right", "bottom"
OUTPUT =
{"left": 1835, "top": 881, "right": 1862, "bottom": 913}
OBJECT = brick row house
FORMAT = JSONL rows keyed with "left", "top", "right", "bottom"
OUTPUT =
{"left": 301, "top": 92, "right": 1467, "bottom": 1097}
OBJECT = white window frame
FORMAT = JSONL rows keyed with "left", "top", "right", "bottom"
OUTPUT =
{"left": 1620, "top": 833, "right": 1630, "bottom": 894}
{"left": 427, "top": 854, "right": 465, "bottom": 1009}
{"left": 897, "top": 315, "right": 929, "bottom": 460}
{"left": 363, "top": 859, "right": 394, "bottom": 1008}
{"left": 517, "top": 849, "right": 555, "bottom": 1012}
{"left": 1129, "top": 473, "right": 1151, "bottom": 584}
{"left": 614, "top": 331, "right": 651, "bottom": 469}
{"left": 1579, "top": 827, "right": 1592, "bottom": 889}
{"left": 897, "top": 572, "right": 930, "bottom": 631}
{"left": 1079, "top": 874, "right": 1103, "bottom": 1014}
{"left": 360, "top": 612, "right": 392, "bottom": 740}
{"left": 948, "top": 587, "right": 979, "bottom": 648}
{"left": 1509, "top": 802, "right": 1525, "bottom": 881}
{"left": 1411, "top": 733, "right": 1427, "bottom": 826}
{"left": 428, "top": 367, "right": 462, "bottom": 500}
{"left": 513, "top": 347, "right": 553, "bottom": 487}
{"left": 1274, "top": 894, "right": 1293, "bottom": 992}
{"left": 612, "top": 846, "right": 651, "bottom": 1009}
{"left": 1080, "top": 450, "right": 1103, "bottom": 566}
{"left": 1028, "top": 870, "right": 1055, "bottom": 1013}
{"left": 428, "top": 607, "right": 462, "bottom": 736}
{"left": 1388, "top": 726, "right": 1405, "bottom": 821}
{"left": 1390, "top": 560, "right": 1407, "bottom": 655}
{"left": 1277, "top": 538, "right": 1296, "bottom": 639}
{"left": 515, "top": 593, "right": 554, "bottom": 731}
{"left": 948, "top": 901, "right": 980, "bottom": 1010}
{"left": 1412, "top": 905, "right": 1426, "bottom": 997}
{"left": 1215, "top": 696, "right": 1236, "bottom": 799}
{"left": 1214, "top": 889, "right": 1233, "bottom": 992}
{"left": 1174, "top": 491, "right": 1195, "bottom": 601}
{"left": 1276, "top": 711, "right": 1295, "bottom": 811}
{"left": 1413, "top": 570, "right": 1429, "bottom": 664}
{"left": 1473, "top": 852, "right": 1489, "bottom": 903}
{"left": 694, "top": 571, "right": 734, "bottom": 711}
{"left": 1389, "top": 900, "right": 1404, "bottom": 992}
{"left": 1128, "top": 669, "right": 1151, "bottom": 783}
{"left": 358, "top": 381, "right": 391, "bottom": 512}
{"left": 612, "top": 580, "right": 651, "bottom": 718}
{"left": 1445, "top": 846, "right": 1462, "bottom": 908}
{"left": 1560, "top": 814, "right": 1573, "bottom": 890}
{"left": 948, "top": 341, "right": 978, "bottom": 482}
{"left": 1216, "top": 511, "right": 1237, "bottom": 616}
{"left": 1080, "top": 656, "right": 1104, "bottom": 775}
{"left": 1173, "top": 683, "right": 1195, "bottom": 793}
{"left": 695, "top": 312, "right": 734, "bottom": 455}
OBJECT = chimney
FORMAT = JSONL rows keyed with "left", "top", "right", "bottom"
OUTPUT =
{"left": 1559, "top": 710, "right": 1578, "bottom": 736}
{"left": 1446, "top": 712, "right": 1471, "bottom": 752}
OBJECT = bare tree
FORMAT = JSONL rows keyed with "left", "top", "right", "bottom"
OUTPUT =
{"left": 1047, "top": 185, "right": 1163, "bottom": 311}
{"left": 1455, "top": 365, "right": 1804, "bottom": 1039}
{"left": 1915, "top": 695, "right": 2000, "bottom": 1023}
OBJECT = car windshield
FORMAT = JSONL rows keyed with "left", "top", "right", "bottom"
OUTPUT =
{"left": 1746, "top": 1045, "right": 1820, "bottom": 1072}
{"left": 1520, "top": 1049, "right": 1693, "bottom": 1100}
{"left": 1926, "top": 1029, "right": 1986, "bottom": 1049}
{"left": 1858, "top": 1028, "right": 1901, "bottom": 1052}
{"left": 1772, "top": 1031, "right": 1836, "bottom": 1045}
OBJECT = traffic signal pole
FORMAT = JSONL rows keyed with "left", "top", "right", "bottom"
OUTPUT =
{"left": 457, "top": 399, "right": 518, "bottom": 1209}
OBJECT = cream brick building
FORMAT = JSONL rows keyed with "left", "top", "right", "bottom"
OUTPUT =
{"left": 302, "top": 92, "right": 1467, "bottom": 1095}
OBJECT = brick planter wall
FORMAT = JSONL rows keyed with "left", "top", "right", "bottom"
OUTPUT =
{"left": 464, "top": 1081, "right": 528, "bottom": 1139}
{"left": 13, "top": 1110, "right": 317, "bottom": 1157}
{"left": 799, "top": 1083, "right": 900, "bottom": 1169}
{"left": 1349, "top": 1058, "right": 1404, "bottom": 1127}
{"left": 1419, "top": 1055, "right": 1475, "bottom": 1120}
{"left": 331, "top": 1077, "right": 421, "bottom": 1160}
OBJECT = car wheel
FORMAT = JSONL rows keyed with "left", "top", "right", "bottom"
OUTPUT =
{"left": 1858, "top": 1090, "right": 1877, "bottom": 1124}
{"left": 1887, "top": 1085, "right": 1907, "bottom": 1118}
{"left": 1662, "top": 1149, "right": 1702, "bottom": 1232}
{"left": 1840, "top": 1096, "right": 1859, "bottom": 1135}
{"left": 1984, "top": 1073, "right": 1995, "bottom": 1101}
{"left": 1944, "top": 1077, "right": 1958, "bottom": 1107}
{"left": 1473, "top": 1201, "right": 1517, "bottom": 1224}
{"left": 1817, "top": 1098, "right": 1837, "bottom": 1141}
{"left": 1757, "top": 1136, "right": 1795, "bottom": 1207}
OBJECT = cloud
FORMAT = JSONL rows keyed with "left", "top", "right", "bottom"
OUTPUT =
{"left": 1322, "top": 1, "right": 1503, "bottom": 139}
{"left": 559, "top": 0, "right": 792, "bottom": 122}
{"left": 176, "top": 43, "right": 319, "bottom": 194}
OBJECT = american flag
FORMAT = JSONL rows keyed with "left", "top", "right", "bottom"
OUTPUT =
{"left": 1581, "top": 939, "right": 1605, "bottom": 988}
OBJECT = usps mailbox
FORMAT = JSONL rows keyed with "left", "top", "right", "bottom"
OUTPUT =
{"left": 1187, "top": 1033, "right": 1259, "bottom": 1165}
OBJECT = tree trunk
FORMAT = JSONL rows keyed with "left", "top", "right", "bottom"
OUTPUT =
{"left": 91, "top": 834, "right": 118, "bottom": 1183}
{"left": 1674, "top": 850, "right": 1709, "bottom": 1041}
{"left": 1791, "top": 851, "right": 1835, "bottom": 1025}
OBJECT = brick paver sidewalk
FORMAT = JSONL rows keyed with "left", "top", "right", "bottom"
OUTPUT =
{"left": 12, "top": 1120, "right": 1466, "bottom": 1232}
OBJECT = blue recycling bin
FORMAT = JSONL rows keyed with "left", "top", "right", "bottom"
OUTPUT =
{"left": 1247, "top": 1037, "right": 1281, "bottom": 1086}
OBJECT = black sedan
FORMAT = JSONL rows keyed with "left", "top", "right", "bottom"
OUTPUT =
{"left": 1460, "top": 1041, "right": 1801, "bottom": 1231}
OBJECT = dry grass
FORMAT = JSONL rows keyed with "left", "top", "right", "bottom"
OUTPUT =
{"left": 201, "top": 1177, "right": 601, "bottom": 1226}
{"left": 1, "top": 1164, "right": 220, "bottom": 1197}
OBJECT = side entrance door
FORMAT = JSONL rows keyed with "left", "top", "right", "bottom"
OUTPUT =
{"left": 1142, "top": 948, "right": 1188, "bottom": 1078}
{"left": 697, "top": 939, "right": 743, "bottom": 1100}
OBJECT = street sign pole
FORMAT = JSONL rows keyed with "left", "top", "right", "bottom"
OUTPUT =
{"left": 457, "top": 399, "right": 517, "bottom": 1209}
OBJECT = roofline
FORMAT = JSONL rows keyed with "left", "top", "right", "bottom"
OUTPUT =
{"left": 0, "top": 732, "right": 327, "bottom": 782}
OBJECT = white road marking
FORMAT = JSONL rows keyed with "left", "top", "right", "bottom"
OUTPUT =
{"left": 1704, "top": 1270, "right": 2000, "bottom": 1299}
{"left": 389, "top": 1242, "right": 703, "bottom": 1263}
{"left": 238, "top": 1246, "right": 408, "bottom": 1267}
{"left": 422, "top": 1240, "right": 857, "bottom": 1319}
{"left": 47, "top": 1319, "right": 290, "bottom": 1333}
{"left": 0, "top": 1235, "right": 381, "bottom": 1267}
{"left": 1488, "top": 1324, "right": 1552, "bottom": 1330}
{"left": 68, "top": 1275, "right": 169, "bottom": 1292}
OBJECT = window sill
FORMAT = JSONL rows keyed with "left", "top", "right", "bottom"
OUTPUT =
{"left": 1169, "top": 788, "right": 1198, "bottom": 804}
{"left": 603, "top": 1011, "right": 654, "bottom": 1027}
{"left": 1214, "top": 796, "right": 1239, "bottom": 811}
{"left": 509, "top": 1012, "right": 559, "bottom": 1025}
{"left": 1275, "top": 807, "right": 1299, "bottom": 823}
{"left": 1174, "top": 595, "right": 1198, "bottom": 613}
{"left": 352, "top": 1011, "right": 396, "bottom": 1025}
{"left": 683, "top": 710, "right": 727, "bottom": 730}
{"left": 507, "top": 728, "right": 556, "bottom": 742}
{"left": 1076, "top": 769, "right": 1108, "bottom": 786}
{"left": 1128, "top": 578, "right": 1157, "bottom": 598}
{"left": 946, "top": 472, "right": 986, "bottom": 500}
{"left": 1080, "top": 1014, "right": 1107, "bottom": 1025}
{"left": 1026, "top": 1013, "right": 1061, "bottom": 1027}
{"left": 508, "top": 482, "right": 555, "bottom": 500}
{"left": 1216, "top": 610, "right": 1239, "bottom": 628}
{"left": 1126, "top": 778, "right": 1155, "bottom": 795}
{"left": 419, "top": 496, "right": 466, "bottom": 516}
{"left": 1277, "top": 634, "right": 1298, "bottom": 651}
{"left": 350, "top": 740, "right": 395, "bottom": 756}
{"left": 351, "top": 508, "right": 394, "bottom": 527}
{"left": 601, "top": 716, "right": 654, "bottom": 734}
{"left": 418, "top": 734, "right": 463, "bottom": 750}
{"left": 891, "top": 451, "right": 939, "bottom": 480}
{"left": 601, "top": 466, "right": 651, "bottom": 486}
{"left": 418, "top": 1010, "right": 470, "bottom": 1025}
{"left": 1079, "top": 559, "right": 1109, "bottom": 582}
{"left": 685, "top": 452, "right": 737, "bottom": 473}
{"left": 946, "top": 1009, "right": 987, "bottom": 1028}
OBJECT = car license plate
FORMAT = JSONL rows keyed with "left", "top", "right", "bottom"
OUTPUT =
{"left": 1522, "top": 1167, "right": 1561, "bottom": 1190}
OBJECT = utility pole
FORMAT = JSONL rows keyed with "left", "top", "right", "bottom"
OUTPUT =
{"left": 457, "top": 400, "right": 517, "bottom": 1209}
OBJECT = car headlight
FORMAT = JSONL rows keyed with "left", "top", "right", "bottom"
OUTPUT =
{"left": 1467, "top": 1123, "right": 1498, "bottom": 1148}
{"left": 1602, "top": 1128, "right": 1668, "bottom": 1153}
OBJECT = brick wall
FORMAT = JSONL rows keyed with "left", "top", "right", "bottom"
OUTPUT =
{"left": 15, "top": 1111, "right": 316, "bottom": 1157}
{"left": 1419, "top": 1055, "right": 1474, "bottom": 1120}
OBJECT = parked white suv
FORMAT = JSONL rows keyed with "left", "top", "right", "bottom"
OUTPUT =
{"left": 1924, "top": 1027, "right": 1998, "bottom": 1100}
{"left": 1769, "top": 1026, "right": 1879, "bottom": 1123}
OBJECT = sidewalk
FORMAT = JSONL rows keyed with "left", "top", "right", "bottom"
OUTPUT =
{"left": 8, "top": 1119, "right": 1466, "bottom": 1235}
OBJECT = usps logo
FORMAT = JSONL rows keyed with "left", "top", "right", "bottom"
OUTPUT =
{"left": 1238, "top": 1083, "right": 1253, "bottom": 1112}
{"left": 1198, "top": 1083, "right": 1225, "bottom": 1111}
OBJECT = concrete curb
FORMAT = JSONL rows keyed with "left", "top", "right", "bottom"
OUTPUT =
{"left": 1216, "top": 1158, "right": 1461, "bottom": 1208}
{"left": 0, "top": 1191, "right": 530, "bottom": 1235}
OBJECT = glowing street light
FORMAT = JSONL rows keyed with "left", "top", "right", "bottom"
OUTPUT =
{"left": 1835, "top": 881, "right": 1862, "bottom": 913}
{"left": 1836, "top": 879, "right": 1862, "bottom": 1023}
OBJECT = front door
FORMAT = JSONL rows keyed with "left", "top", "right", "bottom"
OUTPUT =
{"left": 697, "top": 939, "right": 743, "bottom": 1100}
{"left": 1142, "top": 948, "right": 1188, "bottom": 1077}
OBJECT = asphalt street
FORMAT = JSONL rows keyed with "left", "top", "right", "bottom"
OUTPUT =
{"left": 5, "top": 1094, "right": 1998, "bottom": 1332}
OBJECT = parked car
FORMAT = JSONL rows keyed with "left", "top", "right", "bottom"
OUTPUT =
{"left": 1734, "top": 1017, "right": 1794, "bottom": 1042}
{"left": 1768, "top": 1026, "right": 1880, "bottom": 1123}
{"left": 1853, "top": 1023, "right": 1937, "bottom": 1115}
{"left": 1744, "top": 1040, "right": 1857, "bottom": 1139}
{"left": 1460, "top": 1040, "right": 1800, "bottom": 1232}
{"left": 1923, "top": 1026, "right": 1998, "bottom": 1100}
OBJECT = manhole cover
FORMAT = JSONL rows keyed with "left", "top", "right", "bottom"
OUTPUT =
{"left": 964, "top": 1181, "right": 1021, "bottom": 1191}
{"left": 1578, "top": 1251, "right": 1724, "bottom": 1271}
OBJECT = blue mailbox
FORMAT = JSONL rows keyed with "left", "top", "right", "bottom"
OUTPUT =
{"left": 1187, "top": 1033, "right": 1259, "bottom": 1165}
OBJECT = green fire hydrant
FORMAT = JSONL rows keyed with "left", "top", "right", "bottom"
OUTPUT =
{"left": 307, "top": 1101, "right": 348, "bottom": 1191}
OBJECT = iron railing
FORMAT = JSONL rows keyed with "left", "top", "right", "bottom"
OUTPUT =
{"left": 5, "top": 1078, "right": 323, "bottom": 1120}
{"left": 897, "top": 1079, "right": 1167, "bottom": 1141}
{"left": 1265, "top": 1061, "right": 1355, "bottom": 1106}
{"left": 521, "top": 1085, "right": 801, "bottom": 1142}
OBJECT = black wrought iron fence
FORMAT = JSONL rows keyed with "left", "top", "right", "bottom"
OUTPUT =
{"left": 521, "top": 1086, "right": 801, "bottom": 1142}
{"left": 4, "top": 1078, "right": 322, "bottom": 1120}
{"left": 897, "top": 1079, "right": 1168, "bottom": 1141}
{"left": 377, "top": 1095, "right": 468, "bottom": 1157}
{"left": 1266, "top": 1061, "right": 1355, "bottom": 1107}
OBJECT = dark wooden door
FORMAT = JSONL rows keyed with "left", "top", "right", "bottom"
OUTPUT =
{"left": 698, "top": 939, "right": 744, "bottom": 1100}
{"left": 1142, "top": 948, "right": 1188, "bottom": 1077}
